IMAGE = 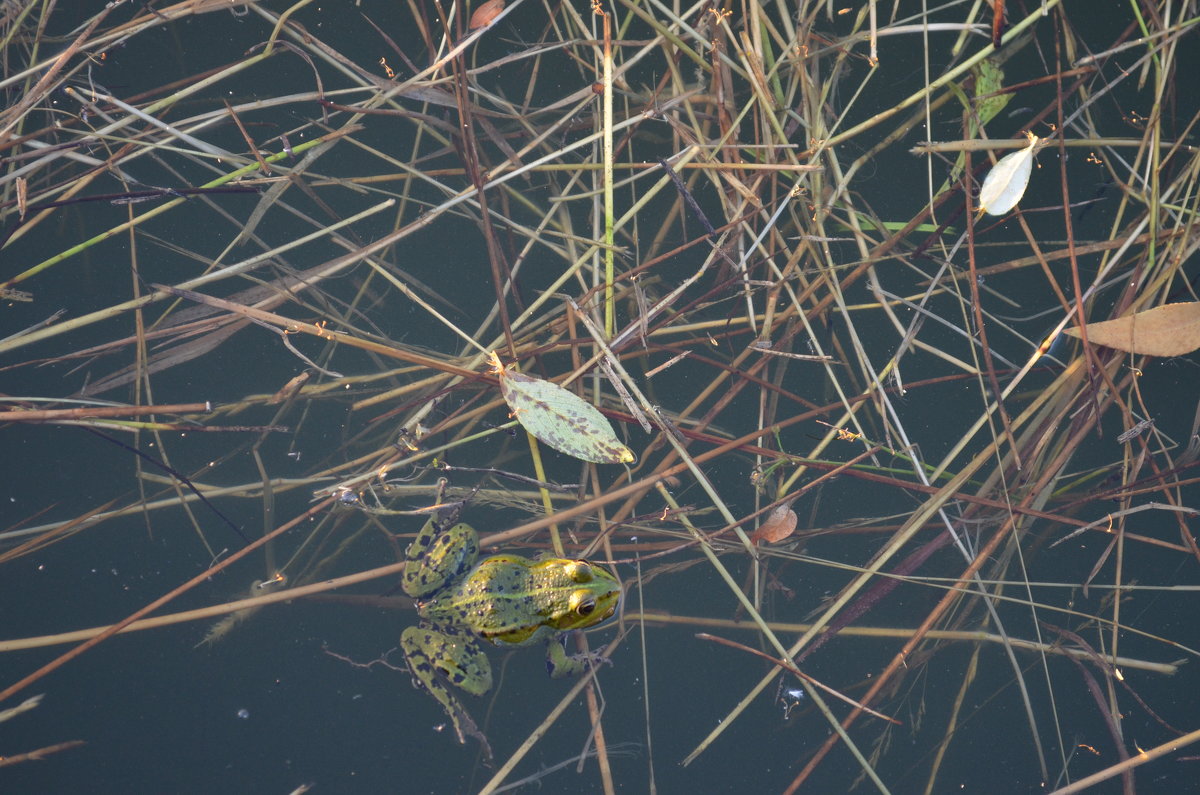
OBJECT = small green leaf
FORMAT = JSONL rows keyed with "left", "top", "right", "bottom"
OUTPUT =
{"left": 973, "top": 57, "right": 1011, "bottom": 129}
{"left": 490, "top": 352, "right": 635, "bottom": 465}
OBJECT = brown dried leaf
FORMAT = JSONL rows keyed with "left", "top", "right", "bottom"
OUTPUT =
{"left": 750, "top": 502, "right": 798, "bottom": 545}
{"left": 469, "top": 0, "right": 505, "bottom": 30}
{"left": 1063, "top": 303, "right": 1200, "bottom": 357}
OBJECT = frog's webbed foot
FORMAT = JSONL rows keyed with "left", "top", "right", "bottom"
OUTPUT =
{"left": 447, "top": 704, "right": 493, "bottom": 761}
{"left": 430, "top": 700, "right": 493, "bottom": 761}
{"left": 545, "top": 635, "right": 613, "bottom": 679}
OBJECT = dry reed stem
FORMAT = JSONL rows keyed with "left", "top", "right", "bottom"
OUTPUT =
{"left": 2, "top": 0, "right": 1199, "bottom": 790}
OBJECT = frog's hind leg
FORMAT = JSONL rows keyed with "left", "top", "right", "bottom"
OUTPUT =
{"left": 400, "top": 625, "right": 493, "bottom": 756}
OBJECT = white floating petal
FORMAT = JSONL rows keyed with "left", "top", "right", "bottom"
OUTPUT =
{"left": 978, "top": 132, "right": 1039, "bottom": 216}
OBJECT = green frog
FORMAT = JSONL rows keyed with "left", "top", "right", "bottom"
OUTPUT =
{"left": 400, "top": 514, "right": 622, "bottom": 754}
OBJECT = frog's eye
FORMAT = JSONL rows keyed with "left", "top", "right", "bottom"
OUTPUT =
{"left": 569, "top": 588, "right": 598, "bottom": 616}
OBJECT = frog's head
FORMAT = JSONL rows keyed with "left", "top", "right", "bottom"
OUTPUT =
{"left": 545, "top": 559, "right": 622, "bottom": 632}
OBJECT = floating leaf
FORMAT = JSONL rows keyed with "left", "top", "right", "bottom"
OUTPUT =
{"left": 1062, "top": 303, "right": 1200, "bottom": 357}
{"left": 490, "top": 352, "right": 634, "bottom": 465}
{"left": 978, "top": 131, "right": 1038, "bottom": 216}
{"left": 972, "top": 57, "right": 1011, "bottom": 129}
{"left": 750, "top": 501, "right": 798, "bottom": 545}
{"left": 469, "top": 0, "right": 505, "bottom": 30}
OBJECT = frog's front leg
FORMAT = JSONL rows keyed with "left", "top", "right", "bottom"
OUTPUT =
{"left": 545, "top": 633, "right": 613, "bottom": 679}
{"left": 401, "top": 623, "right": 493, "bottom": 755}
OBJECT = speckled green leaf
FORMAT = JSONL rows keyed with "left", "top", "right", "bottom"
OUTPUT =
{"left": 490, "top": 352, "right": 634, "bottom": 464}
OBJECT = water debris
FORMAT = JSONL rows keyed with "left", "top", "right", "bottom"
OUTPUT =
{"left": 750, "top": 501, "right": 798, "bottom": 545}
{"left": 1117, "top": 418, "right": 1155, "bottom": 443}
{"left": 0, "top": 694, "right": 43, "bottom": 725}
{"left": 469, "top": 0, "right": 505, "bottom": 30}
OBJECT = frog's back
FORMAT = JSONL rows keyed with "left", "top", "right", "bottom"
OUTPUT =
{"left": 425, "top": 554, "right": 614, "bottom": 645}
{"left": 422, "top": 555, "right": 540, "bottom": 640}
